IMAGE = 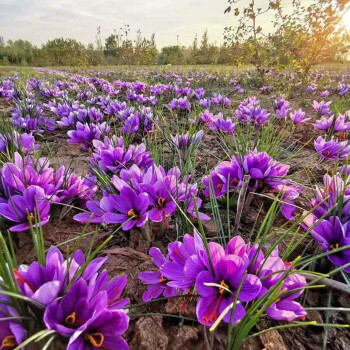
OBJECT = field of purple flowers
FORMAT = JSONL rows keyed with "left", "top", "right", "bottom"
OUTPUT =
{"left": 0, "top": 65, "right": 350, "bottom": 349}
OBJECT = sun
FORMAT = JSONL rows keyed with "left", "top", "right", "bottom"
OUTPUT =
{"left": 343, "top": 10, "right": 350, "bottom": 31}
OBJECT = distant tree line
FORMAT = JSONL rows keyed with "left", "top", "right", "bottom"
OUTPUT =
{"left": 1, "top": 2, "right": 349, "bottom": 69}
{"left": 0, "top": 28, "right": 233, "bottom": 67}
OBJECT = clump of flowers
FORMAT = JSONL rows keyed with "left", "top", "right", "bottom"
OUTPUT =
{"left": 303, "top": 172, "right": 350, "bottom": 272}
{"left": 2, "top": 246, "right": 130, "bottom": 349}
{"left": 235, "top": 97, "right": 270, "bottom": 125}
{"left": 11, "top": 92, "right": 56, "bottom": 134}
{"left": 314, "top": 136, "right": 350, "bottom": 161}
{"left": 169, "top": 97, "right": 191, "bottom": 111}
{"left": 0, "top": 152, "right": 96, "bottom": 232}
{"left": 67, "top": 122, "right": 110, "bottom": 150}
{"left": 89, "top": 136, "right": 154, "bottom": 175}
{"left": 0, "top": 131, "right": 40, "bottom": 156}
{"left": 75, "top": 164, "right": 209, "bottom": 232}
{"left": 274, "top": 94, "right": 290, "bottom": 119}
{"left": 139, "top": 232, "right": 307, "bottom": 326}
{"left": 203, "top": 149, "right": 300, "bottom": 219}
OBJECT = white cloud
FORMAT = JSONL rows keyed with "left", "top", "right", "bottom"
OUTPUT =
{"left": 0, "top": 0, "right": 307, "bottom": 48}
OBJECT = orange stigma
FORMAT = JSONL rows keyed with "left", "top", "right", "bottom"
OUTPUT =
{"left": 1, "top": 335, "right": 16, "bottom": 349}
{"left": 157, "top": 197, "right": 166, "bottom": 208}
{"left": 86, "top": 333, "right": 104, "bottom": 348}
{"left": 65, "top": 312, "right": 76, "bottom": 325}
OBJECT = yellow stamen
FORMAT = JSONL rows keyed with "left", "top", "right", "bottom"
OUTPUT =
{"left": 1, "top": 335, "right": 16, "bottom": 349}
{"left": 87, "top": 333, "right": 104, "bottom": 348}
{"left": 219, "top": 280, "right": 229, "bottom": 295}
{"left": 28, "top": 212, "right": 34, "bottom": 221}
{"left": 330, "top": 243, "right": 340, "bottom": 250}
{"left": 65, "top": 312, "right": 76, "bottom": 325}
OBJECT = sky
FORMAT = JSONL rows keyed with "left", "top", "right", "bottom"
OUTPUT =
{"left": 0, "top": 0, "right": 313, "bottom": 48}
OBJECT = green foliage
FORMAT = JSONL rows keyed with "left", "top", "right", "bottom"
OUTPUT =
{"left": 158, "top": 45, "right": 185, "bottom": 65}
{"left": 224, "top": 0, "right": 350, "bottom": 75}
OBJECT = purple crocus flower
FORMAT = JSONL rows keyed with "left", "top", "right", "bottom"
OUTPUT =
{"left": 171, "top": 130, "right": 203, "bottom": 154}
{"left": 67, "top": 122, "right": 110, "bottom": 150}
{"left": 313, "top": 100, "right": 332, "bottom": 117}
{"left": 334, "top": 114, "right": 350, "bottom": 132}
{"left": 162, "top": 234, "right": 205, "bottom": 291}
{"left": 142, "top": 177, "right": 177, "bottom": 223}
{"left": 44, "top": 278, "right": 107, "bottom": 337}
{"left": 0, "top": 185, "right": 50, "bottom": 232}
{"left": 0, "top": 295, "right": 26, "bottom": 350}
{"left": 14, "top": 246, "right": 65, "bottom": 305}
{"left": 290, "top": 109, "right": 310, "bottom": 124}
{"left": 215, "top": 116, "right": 236, "bottom": 133}
{"left": 196, "top": 255, "right": 261, "bottom": 326}
{"left": 242, "top": 149, "right": 271, "bottom": 181}
{"left": 139, "top": 247, "right": 178, "bottom": 301}
{"left": 311, "top": 216, "right": 350, "bottom": 272}
{"left": 88, "top": 272, "right": 129, "bottom": 310}
{"left": 274, "top": 95, "right": 290, "bottom": 119}
{"left": 73, "top": 200, "right": 106, "bottom": 224}
{"left": 314, "top": 115, "right": 334, "bottom": 131}
{"left": 200, "top": 98, "right": 211, "bottom": 109}
{"left": 103, "top": 186, "right": 149, "bottom": 230}
{"left": 67, "top": 309, "right": 129, "bottom": 350}
{"left": 314, "top": 136, "right": 350, "bottom": 161}
{"left": 266, "top": 272, "right": 307, "bottom": 321}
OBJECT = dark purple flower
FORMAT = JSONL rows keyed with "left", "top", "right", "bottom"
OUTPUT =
{"left": 14, "top": 246, "right": 65, "bottom": 305}
{"left": 0, "top": 185, "right": 50, "bottom": 232}
{"left": 311, "top": 216, "right": 350, "bottom": 272}
{"left": 139, "top": 247, "right": 178, "bottom": 301}
{"left": 103, "top": 186, "right": 149, "bottom": 230}
{"left": 44, "top": 278, "right": 107, "bottom": 337}
{"left": 67, "top": 309, "right": 129, "bottom": 350}
{"left": 314, "top": 136, "right": 350, "bottom": 161}
{"left": 0, "top": 295, "right": 26, "bottom": 350}
{"left": 196, "top": 255, "right": 261, "bottom": 326}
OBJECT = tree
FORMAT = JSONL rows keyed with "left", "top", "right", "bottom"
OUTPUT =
{"left": 41, "top": 38, "right": 88, "bottom": 66}
{"left": 158, "top": 46, "right": 185, "bottom": 65}
{"left": 275, "top": 0, "right": 350, "bottom": 74}
{"left": 224, "top": 0, "right": 281, "bottom": 73}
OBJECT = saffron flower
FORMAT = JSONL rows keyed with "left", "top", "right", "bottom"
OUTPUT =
{"left": 290, "top": 109, "right": 310, "bottom": 124}
{"left": 67, "top": 309, "right": 129, "bottom": 350}
{"left": 196, "top": 255, "right": 261, "bottom": 326}
{"left": 313, "top": 100, "right": 332, "bottom": 117}
{"left": 311, "top": 216, "right": 350, "bottom": 272}
{"left": 0, "top": 295, "right": 26, "bottom": 349}
{"left": 139, "top": 247, "right": 178, "bottom": 301}
{"left": 44, "top": 278, "right": 104, "bottom": 337}
{"left": 103, "top": 186, "right": 149, "bottom": 230}
{"left": 314, "top": 136, "right": 350, "bottom": 161}
{"left": 314, "top": 115, "right": 334, "bottom": 131}
{"left": 0, "top": 185, "right": 50, "bottom": 232}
